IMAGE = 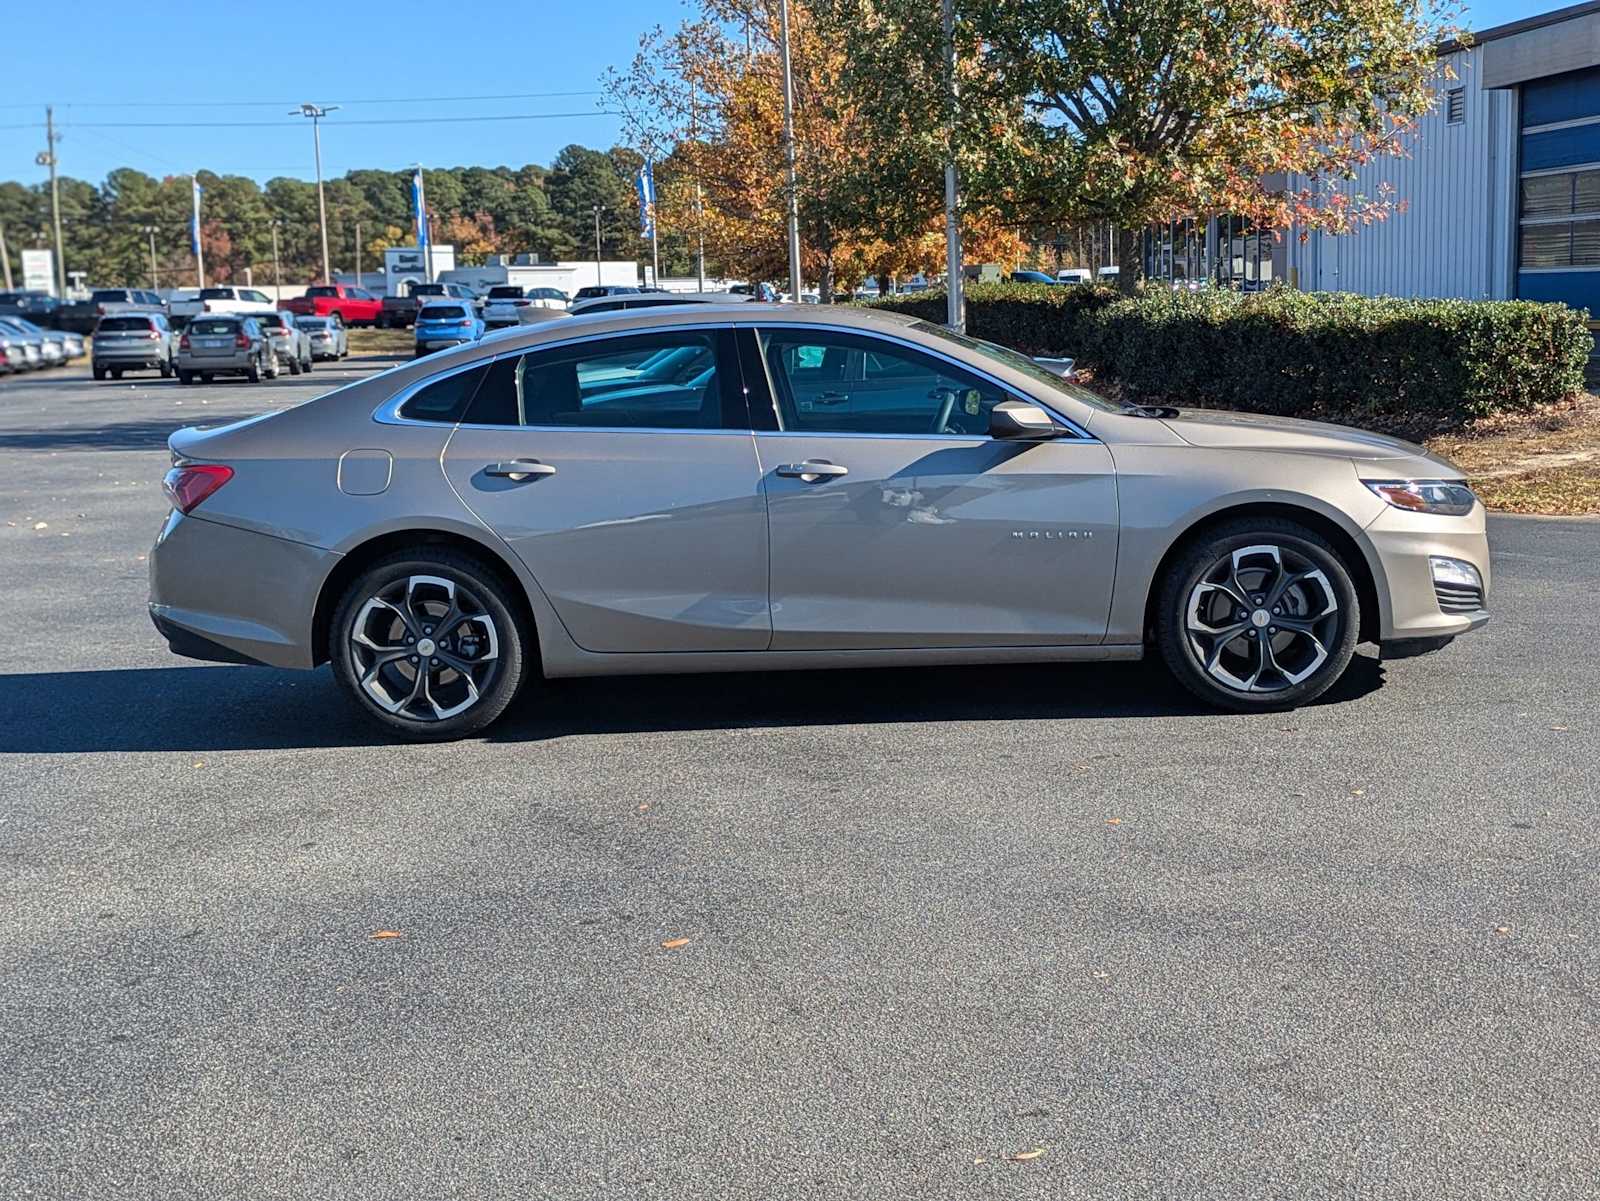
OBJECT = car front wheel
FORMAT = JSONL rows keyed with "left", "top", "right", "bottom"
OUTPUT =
{"left": 1156, "top": 518, "right": 1360, "bottom": 711}
{"left": 330, "top": 552, "right": 528, "bottom": 741}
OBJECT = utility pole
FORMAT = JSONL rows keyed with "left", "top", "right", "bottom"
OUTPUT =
{"left": 270, "top": 220, "right": 283, "bottom": 304}
{"left": 291, "top": 103, "right": 338, "bottom": 284}
{"left": 0, "top": 219, "right": 11, "bottom": 291}
{"left": 37, "top": 107, "right": 67, "bottom": 298}
{"left": 691, "top": 81, "right": 705, "bottom": 292}
{"left": 592, "top": 204, "right": 605, "bottom": 284}
{"left": 144, "top": 226, "right": 158, "bottom": 289}
{"left": 941, "top": 0, "right": 964, "bottom": 331}
{"left": 779, "top": 0, "right": 803, "bottom": 303}
{"left": 354, "top": 220, "right": 362, "bottom": 287}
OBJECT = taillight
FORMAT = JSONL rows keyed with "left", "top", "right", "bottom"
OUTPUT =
{"left": 179, "top": 334, "right": 191, "bottom": 350}
{"left": 145, "top": 330, "right": 160, "bottom": 340}
{"left": 163, "top": 464, "right": 233, "bottom": 514}
{"left": 235, "top": 333, "right": 250, "bottom": 349}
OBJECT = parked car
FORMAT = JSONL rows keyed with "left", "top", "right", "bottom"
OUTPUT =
{"left": 0, "top": 328, "right": 43, "bottom": 371}
{"left": 481, "top": 285, "right": 570, "bottom": 329}
{"left": 413, "top": 303, "right": 484, "bottom": 356}
{"left": 728, "top": 282, "right": 780, "bottom": 301}
{"left": 565, "top": 291, "right": 755, "bottom": 317}
{"left": 255, "top": 311, "right": 313, "bottom": 375}
{"left": 1, "top": 315, "right": 82, "bottom": 365}
{"left": 1055, "top": 268, "right": 1092, "bottom": 285}
{"left": 175, "top": 315, "right": 277, "bottom": 384}
{"left": 295, "top": 314, "right": 349, "bottom": 361}
{"left": 91, "top": 313, "right": 175, "bottom": 379}
{"left": 380, "top": 282, "right": 478, "bottom": 329}
{"left": 1009, "top": 270, "right": 1057, "bottom": 285}
{"left": 571, "top": 284, "right": 640, "bottom": 303}
{"left": 0, "top": 290, "right": 62, "bottom": 327}
{"left": 280, "top": 284, "right": 384, "bottom": 328}
{"left": 58, "top": 288, "right": 166, "bottom": 333}
{"left": 0, "top": 318, "right": 50, "bottom": 368}
{"left": 168, "top": 286, "right": 278, "bottom": 326}
{"left": 149, "top": 303, "right": 1491, "bottom": 740}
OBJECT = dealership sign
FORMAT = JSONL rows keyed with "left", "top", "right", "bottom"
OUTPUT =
{"left": 21, "top": 249, "right": 54, "bottom": 295}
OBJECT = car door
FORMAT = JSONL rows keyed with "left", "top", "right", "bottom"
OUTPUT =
{"left": 746, "top": 324, "right": 1119, "bottom": 650}
{"left": 438, "top": 325, "right": 770, "bottom": 653}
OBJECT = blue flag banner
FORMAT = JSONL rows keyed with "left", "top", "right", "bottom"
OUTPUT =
{"left": 636, "top": 161, "right": 656, "bottom": 239}
{"left": 412, "top": 167, "right": 429, "bottom": 256}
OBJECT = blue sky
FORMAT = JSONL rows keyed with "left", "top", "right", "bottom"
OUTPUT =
{"left": 0, "top": 0, "right": 1552, "bottom": 189}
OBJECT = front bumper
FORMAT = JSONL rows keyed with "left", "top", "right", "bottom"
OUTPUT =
{"left": 1364, "top": 503, "right": 1491, "bottom": 641}
{"left": 149, "top": 511, "right": 336, "bottom": 669}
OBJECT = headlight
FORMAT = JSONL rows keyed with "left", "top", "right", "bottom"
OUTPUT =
{"left": 1364, "top": 479, "right": 1476, "bottom": 517}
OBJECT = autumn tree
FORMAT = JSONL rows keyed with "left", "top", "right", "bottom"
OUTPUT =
{"left": 825, "top": 0, "right": 1457, "bottom": 292}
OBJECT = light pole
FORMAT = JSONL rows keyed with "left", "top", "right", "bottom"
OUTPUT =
{"left": 270, "top": 220, "right": 283, "bottom": 304}
{"left": 291, "top": 103, "right": 338, "bottom": 284}
{"left": 354, "top": 219, "right": 362, "bottom": 287}
{"left": 37, "top": 106, "right": 67, "bottom": 298}
{"left": 592, "top": 204, "right": 605, "bottom": 285}
{"left": 941, "top": 0, "right": 965, "bottom": 331}
{"left": 778, "top": 0, "right": 803, "bottom": 303}
{"left": 0, "top": 219, "right": 12, "bottom": 291}
{"left": 144, "top": 226, "right": 159, "bottom": 289}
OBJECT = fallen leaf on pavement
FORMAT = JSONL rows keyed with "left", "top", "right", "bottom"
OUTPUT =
{"left": 1104, "top": 817, "right": 1122, "bottom": 825}
{"left": 638, "top": 802, "right": 651, "bottom": 812}
{"left": 1495, "top": 926, "right": 1511, "bottom": 935}
{"left": 33, "top": 522, "right": 47, "bottom": 530}
{"left": 660, "top": 937, "right": 690, "bottom": 949}
{"left": 973, "top": 1157, "right": 988, "bottom": 1165}
{"left": 1008, "top": 1148, "right": 1045, "bottom": 1162}
{"left": 1551, "top": 725, "right": 1569, "bottom": 732}
{"left": 371, "top": 930, "right": 403, "bottom": 939}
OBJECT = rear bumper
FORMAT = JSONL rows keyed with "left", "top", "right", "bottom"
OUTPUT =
{"left": 148, "top": 511, "right": 336, "bottom": 669}
{"left": 176, "top": 352, "right": 254, "bottom": 374}
{"left": 1364, "top": 505, "right": 1491, "bottom": 640}
{"left": 94, "top": 349, "right": 166, "bottom": 365}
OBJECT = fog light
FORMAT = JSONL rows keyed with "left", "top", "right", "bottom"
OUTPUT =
{"left": 1430, "top": 556, "right": 1482, "bottom": 591}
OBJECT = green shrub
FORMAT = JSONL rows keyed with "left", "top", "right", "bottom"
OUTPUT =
{"left": 862, "top": 283, "right": 1592, "bottom": 422}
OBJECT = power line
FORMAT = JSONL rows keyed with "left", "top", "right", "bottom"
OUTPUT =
{"left": 48, "top": 111, "right": 619, "bottom": 130}
{"left": 0, "top": 90, "right": 605, "bottom": 111}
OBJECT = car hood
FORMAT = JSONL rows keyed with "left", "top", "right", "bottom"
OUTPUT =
{"left": 1159, "top": 408, "right": 1460, "bottom": 471}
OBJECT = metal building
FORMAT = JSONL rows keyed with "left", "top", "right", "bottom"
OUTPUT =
{"left": 1145, "top": 1, "right": 1600, "bottom": 317}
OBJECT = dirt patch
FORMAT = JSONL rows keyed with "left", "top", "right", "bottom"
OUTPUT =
{"left": 1426, "top": 394, "right": 1600, "bottom": 516}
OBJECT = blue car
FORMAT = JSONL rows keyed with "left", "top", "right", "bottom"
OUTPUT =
{"left": 413, "top": 302, "right": 485, "bottom": 357}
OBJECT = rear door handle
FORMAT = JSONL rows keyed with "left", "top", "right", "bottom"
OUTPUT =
{"left": 484, "top": 459, "right": 556, "bottom": 480}
{"left": 813, "top": 390, "right": 849, "bottom": 405}
{"left": 775, "top": 460, "right": 848, "bottom": 481}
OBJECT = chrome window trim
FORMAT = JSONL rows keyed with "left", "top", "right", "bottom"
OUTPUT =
{"left": 372, "top": 317, "right": 1097, "bottom": 442}
{"left": 742, "top": 320, "right": 1097, "bottom": 442}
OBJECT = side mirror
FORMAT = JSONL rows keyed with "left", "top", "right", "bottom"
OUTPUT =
{"left": 989, "top": 399, "right": 1066, "bottom": 440}
{"left": 1032, "top": 356, "right": 1076, "bottom": 379}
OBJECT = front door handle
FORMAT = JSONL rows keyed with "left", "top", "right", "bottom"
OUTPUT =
{"left": 775, "top": 459, "right": 849, "bottom": 481}
{"left": 813, "top": 390, "right": 849, "bottom": 405}
{"left": 484, "top": 459, "right": 556, "bottom": 480}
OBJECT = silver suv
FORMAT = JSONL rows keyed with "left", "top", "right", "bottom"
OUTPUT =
{"left": 92, "top": 313, "right": 175, "bottom": 380}
{"left": 254, "top": 311, "right": 313, "bottom": 375}
{"left": 175, "top": 315, "right": 277, "bottom": 384}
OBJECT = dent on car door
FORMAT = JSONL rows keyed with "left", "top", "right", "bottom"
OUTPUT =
{"left": 748, "top": 326, "right": 1119, "bottom": 649}
{"left": 438, "top": 326, "right": 770, "bottom": 653}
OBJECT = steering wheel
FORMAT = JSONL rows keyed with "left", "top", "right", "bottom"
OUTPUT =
{"left": 929, "top": 385, "right": 959, "bottom": 434}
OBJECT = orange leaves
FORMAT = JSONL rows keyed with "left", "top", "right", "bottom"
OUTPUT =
{"left": 660, "top": 937, "right": 690, "bottom": 950}
{"left": 370, "top": 930, "right": 403, "bottom": 940}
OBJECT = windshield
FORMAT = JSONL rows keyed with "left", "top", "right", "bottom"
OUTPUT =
{"left": 257, "top": 314, "right": 285, "bottom": 328}
{"left": 487, "top": 286, "right": 523, "bottom": 299}
{"left": 190, "top": 319, "right": 240, "bottom": 335}
{"left": 92, "top": 290, "right": 133, "bottom": 302}
{"left": 200, "top": 288, "right": 235, "bottom": 299}
{"left": 909, "top": 320, "right": 1120, "bottom": 413}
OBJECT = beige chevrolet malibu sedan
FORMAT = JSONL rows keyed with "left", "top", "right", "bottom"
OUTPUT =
{"left": 149, "top": 305, "right": 1488, "bottom": 740}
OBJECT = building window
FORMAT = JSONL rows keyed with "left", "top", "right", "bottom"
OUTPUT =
{"left": 1519, "top": 168, "right": 1600, "bottom": 267}
{"left": 1446, "top": 88, "right": 1465, "bottom": 125}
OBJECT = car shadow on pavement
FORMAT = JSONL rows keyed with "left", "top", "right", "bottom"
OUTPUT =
{"left": 0, "top": 654, "right": 1386, "bottom": 754}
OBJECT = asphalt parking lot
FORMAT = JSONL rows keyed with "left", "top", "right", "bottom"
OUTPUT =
{"left": 2, "top": 359, "right": 1598, "bottom": 1199}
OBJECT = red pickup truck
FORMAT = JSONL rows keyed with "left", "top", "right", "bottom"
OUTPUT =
{"left": 280, "top": 284, "right": 384, "bottom": 327}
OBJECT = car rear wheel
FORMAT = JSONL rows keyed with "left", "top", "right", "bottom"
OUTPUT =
{"left": 287, "top": 354, "right": 301, "bottom": 375}
{"left": 246, "top": 358, "right": 261, "bottom": 383}
{"left": 92, "top": 365, "right": 106, "bottom": 381}
{"left": 330, "top": 552, "right": 529, "bottom": 741}
{"left": 1156, "top": 518, "right": 1360, "bottom": 711}
{"left": 159, "top": 358, "right": 173, "bottom": 379}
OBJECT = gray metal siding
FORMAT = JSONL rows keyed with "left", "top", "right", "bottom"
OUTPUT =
{"left": 1286, "top": 50, "right": 1518, "bottom": 300}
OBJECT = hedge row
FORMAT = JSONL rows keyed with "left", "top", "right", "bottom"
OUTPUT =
{"left": 861, "top": 283, "right": 1593, "bottom": 421}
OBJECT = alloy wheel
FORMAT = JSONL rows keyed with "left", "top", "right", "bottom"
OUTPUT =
{"left": 1184, "top": 543, "right": 1340, "bottom": 694}
{"left": 348, "top": 574, "right": 501, "bottom": 722}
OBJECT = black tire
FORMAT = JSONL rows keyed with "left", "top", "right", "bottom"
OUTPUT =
{"left": 111, "top": 368, "right": 123, "bottom": 380}
{"left": 287, "top": 355, "right": 301, "bottom": 375}
{"left": 159, "top": 358, "right": 173, "bottom": 379}
{"left": 200, "top": 373, "right": 213, "bottom": 383}
{"left": 1155, "top": 517, "right": 1360, "bottom": 712}
{"left": 92, "top": 365, "right": 106, "bottom": 381}
{"left": 246, "top": 358, "right": 261, "bottom": 383}
{"left": 331, "top": 551, "right": 529, "bottom": 741}
{"left": 177, "top": 370, "right": 193, "bottom": 385}
{"left": 301, "top": 355, "right": 312, "bottom": 373}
